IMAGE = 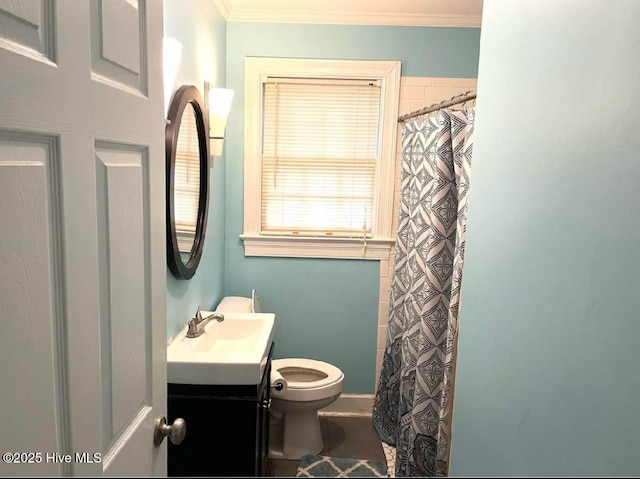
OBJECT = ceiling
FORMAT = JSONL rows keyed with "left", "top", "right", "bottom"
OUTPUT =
{"left": 212, "top": 0, "right": 483, "bottom": 27}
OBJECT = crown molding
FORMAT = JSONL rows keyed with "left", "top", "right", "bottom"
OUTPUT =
{"left": 211, "top": 0, "right": 232, "bottom": 19}
{"left": 225, "top": 10, "right": 481, "bottom": 27}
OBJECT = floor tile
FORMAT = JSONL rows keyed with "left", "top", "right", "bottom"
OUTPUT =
{"left": 269, "top": 458, "right": 299, "bottom": 477}
{"left": 321, "top": 416, "right": 386, "bottom": 463}
{"left": 267, "top": 416, "right": 386, "bottom": 477}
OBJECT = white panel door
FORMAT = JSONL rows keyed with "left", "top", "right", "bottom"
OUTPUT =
{"left": 0, "top": 0, "right": 167, "bottom": 476}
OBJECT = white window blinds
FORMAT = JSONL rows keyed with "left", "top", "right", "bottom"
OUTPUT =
{"left": 174, "top": 107, "right": 200, "bottom": 252}
{"left": 261, "top": 78, "right": 381, "bottom": 237}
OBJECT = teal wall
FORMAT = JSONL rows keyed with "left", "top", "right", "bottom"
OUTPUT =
{"left": 450, "top": 0, "right": 640, "bottom": 476}
{"left": 226, "top": 23, "right": 481, "bottom": 78}
{"left": 164, "top": 0, "right": 227, "bottom": 338}
{"left": 225, "top": 23, "right": 481, "bottom": 393}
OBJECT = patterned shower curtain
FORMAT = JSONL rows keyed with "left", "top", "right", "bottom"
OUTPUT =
{"left": 373, "top": 108, "right": 475, "bottom": 477}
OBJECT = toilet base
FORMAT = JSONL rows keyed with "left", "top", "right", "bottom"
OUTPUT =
{"left": 269, "top": 411, "right": 323, "bottom": 460}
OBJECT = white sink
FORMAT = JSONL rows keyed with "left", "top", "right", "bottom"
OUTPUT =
{"left": 167, "top": 312, "right": 275, "bottom": 385}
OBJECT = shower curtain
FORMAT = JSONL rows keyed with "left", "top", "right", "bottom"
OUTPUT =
{"left": 373, "top": 108, "right": 475, "bottom": 477}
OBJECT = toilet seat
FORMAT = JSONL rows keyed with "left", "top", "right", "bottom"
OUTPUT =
{"left": 273, "top": 358, "right": 343, "bottom": 389}
{"left": 272, "top": 358, "right": 344, "bottom": 402}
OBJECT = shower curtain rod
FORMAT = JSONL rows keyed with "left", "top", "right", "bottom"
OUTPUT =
{"left": 398, "top": 90, "right": 477, "bottom": 123}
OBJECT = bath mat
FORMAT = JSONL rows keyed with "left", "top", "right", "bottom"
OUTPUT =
{"left": 295, "top": 454, "right": 387, "bottom": 477}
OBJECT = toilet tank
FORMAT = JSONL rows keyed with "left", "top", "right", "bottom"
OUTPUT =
{"left": 214, "top": 289, "right": 261, "bottom": 313}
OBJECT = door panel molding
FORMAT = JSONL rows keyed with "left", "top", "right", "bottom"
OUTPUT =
{"left": 0, "top": 131, "right": 70, "bottom": 476}
{"left": 95, "top": 144, "right": 151, "bottom": 453}
{"left": 0, "top": 0, "right": 56, "bottom": 63}
{"left": 89, "top": 0, "right": 148, "bottom": 94}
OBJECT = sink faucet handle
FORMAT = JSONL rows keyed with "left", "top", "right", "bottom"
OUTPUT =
{"left": 186, "top": 313, "right": 205, "bottom": 338}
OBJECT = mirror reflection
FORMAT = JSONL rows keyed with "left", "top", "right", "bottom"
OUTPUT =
{"left": 174, "top": 104, "right": 200, "bottom": 254}
{"left": 166, "top": 84, "right": 209, "bottom": 280}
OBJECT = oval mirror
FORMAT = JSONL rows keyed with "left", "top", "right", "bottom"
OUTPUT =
{"left": 166, "top": 85, "right": 209, "bottom": 280}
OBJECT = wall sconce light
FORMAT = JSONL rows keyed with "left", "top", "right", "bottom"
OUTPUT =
{"left": 204, "top": 82, "right": 234, "bottom": 164}
{"left": 163, "top": 37, "right": 183, "bottom": 118}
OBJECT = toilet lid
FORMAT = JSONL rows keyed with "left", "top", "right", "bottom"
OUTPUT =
{"left": 272, "top": 358, "right": 343, "bottom": 390}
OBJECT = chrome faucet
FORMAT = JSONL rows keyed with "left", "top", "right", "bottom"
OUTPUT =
{"left": 185, "top": 307, "right": 225, "bottom": 338}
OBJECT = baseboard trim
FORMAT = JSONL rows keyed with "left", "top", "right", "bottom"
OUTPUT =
{"left": 318, "top": 394, "right": 374, "bottom": 417}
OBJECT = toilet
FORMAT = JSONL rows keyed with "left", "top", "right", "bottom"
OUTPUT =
{"left": 269, "top": 358, "right": 344, "bottom": 459}
{"left": 214, "top": 292, "right": 345, "bottom": 460}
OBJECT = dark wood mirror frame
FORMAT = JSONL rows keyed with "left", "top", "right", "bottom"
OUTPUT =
{"left": 166, "top": 85, "right": 210, "bottom": 280}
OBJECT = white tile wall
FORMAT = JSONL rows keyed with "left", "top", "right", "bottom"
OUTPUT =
{"left": 374, "top": 76, "right": 478, "bottom": 389}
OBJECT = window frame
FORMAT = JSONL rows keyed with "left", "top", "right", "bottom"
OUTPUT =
{"left": 241, "top": 57, "right": 401, "bottom": 260}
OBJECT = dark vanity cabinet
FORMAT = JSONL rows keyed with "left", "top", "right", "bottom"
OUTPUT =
{"left": 168, "top": 343, "right": 274, "bottom": 477}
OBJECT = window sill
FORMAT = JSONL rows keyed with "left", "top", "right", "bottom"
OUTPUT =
{"left": 177, "top": 230, "right": 195, "bottom": 254}
{"left": 240, "top": 234, "right": 395, "bottom": 260}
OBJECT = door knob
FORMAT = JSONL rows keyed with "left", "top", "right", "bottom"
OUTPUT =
{"left": 154, "top": 416, "right": 186, "bottom": 446}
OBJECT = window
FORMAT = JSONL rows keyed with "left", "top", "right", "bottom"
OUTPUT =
{"left": 242, "top": 58, "right": 401, "bottom": 259}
